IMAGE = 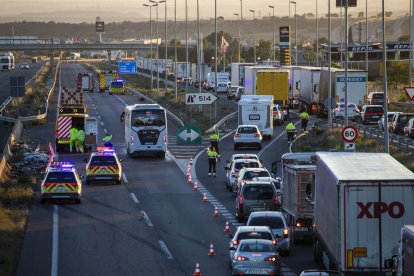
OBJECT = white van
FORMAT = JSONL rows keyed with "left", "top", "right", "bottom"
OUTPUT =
{"left": 238, "top": 95, "right": 274, "bottom": 139}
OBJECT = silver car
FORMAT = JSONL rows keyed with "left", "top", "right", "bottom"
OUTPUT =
{"left": 230, "top": 239, "right": 281, "bottom": 276}
{"left": 225, "top": 159, "right": 262, "bottom": 191}
{"left": 247, "top": 211, "right": 293, "bottom": 256}
{"left": 236, "top": 181, "right": 279, "bottom": 222}
{"left": 234, "top": 125, "right": 262, "bottom": 150}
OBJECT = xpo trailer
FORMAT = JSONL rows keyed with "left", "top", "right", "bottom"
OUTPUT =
{"left": 231, "top": 63, "right": 255, "bottom": 86}
{"left": 313, "top": 152, "right": 414, "bottom": 275}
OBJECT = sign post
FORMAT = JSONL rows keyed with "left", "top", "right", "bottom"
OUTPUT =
{"left": 342, "top": 125, "right": 358, "bottom": 151}
{"left": 10, "top": 76, "right": 25, "bottom": 118}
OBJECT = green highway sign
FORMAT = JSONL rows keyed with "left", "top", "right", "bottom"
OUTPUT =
{"left": 177, "top": 125, "right": 201, "bottom": 145}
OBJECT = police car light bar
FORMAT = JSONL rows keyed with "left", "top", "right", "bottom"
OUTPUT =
{"left": 49, "top": 162, "right": 74, "bottom": 169}
{"left": 97, "top": 146, "right": 115, "bottom": 153}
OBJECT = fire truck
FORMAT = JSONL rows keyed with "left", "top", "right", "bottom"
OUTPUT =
{"left": 98, "top": 71, "right": 117, "bottom": 92}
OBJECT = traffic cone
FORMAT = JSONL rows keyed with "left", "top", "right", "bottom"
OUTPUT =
{"left": 208, "top": 242, "right": 216, "bottom": 256}
{"left": 224, "top": 221, "right": 231, "bottom": 233}
{"left": 187, "top": 175, "right": 192, "bottom": 185}
{"left": 202, "top": 193, "right": 208, "bottom": 202}
{"left": 213, "top": 206, "right": 220, "bottom": 217}
{"left": 193, "top": 263, "right": 202, "bottom": 276}
{"left": 186, "top": 169, "right": 190, "bottom": 177}
{"left": 190, "top": 158, "right": 193, "bottom": 165}
{"left": 193, "top": 181, "right": 198, "bottom": 191}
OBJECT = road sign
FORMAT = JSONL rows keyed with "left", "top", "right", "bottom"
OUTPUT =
{"left": 96, "top": 21, "right": 105, "bottom": 32}
{"left": 185, "top": 93, "right": 217, "bottom": 105}
{"left": 344, "top": 142, "right": 356, "bottom": 151}
{"left": 10, "top": 76, "right": 25, "bottom": 97}
{"left": 404, "top": 86, "right": 414, "bottom": 101}
{"left": 177, "top": 125, "right": 201, "bottom": 144}
{"left": 118, "top": 61, "right": 137, "bottom": 74}
{"left": 341, "top": 126, "right": 358, "bottom": 142}
{"left": 336, "top": 0, "right": 357, "bottom": 7}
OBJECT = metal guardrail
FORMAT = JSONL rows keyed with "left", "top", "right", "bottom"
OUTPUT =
{"left": 206, "top": 111, "right": 238, "bottom": 134}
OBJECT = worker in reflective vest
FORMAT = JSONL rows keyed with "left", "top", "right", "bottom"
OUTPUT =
{"left": 207, "top": 145, "right": 218, "bottom": 177}
{"left": 300, "top": 110, "right": 310, "bottom": 133}
{"left": 209, "top": 130, "right": 220, "bottom": 157}
{"left": 102, "top": 133, "right": 113, "bottom": 147}
{"left": 285, "top": 121, "right": 297, "bottom": 143}
{"left": 77, "top": 129, "right": 85, "bottom": 153}
{"left": 69, "top": 126, "right": 78, "bottom": 153}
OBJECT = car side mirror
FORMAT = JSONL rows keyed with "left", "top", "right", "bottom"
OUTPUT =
{"left": 229, "top": 247, "right": 236, "bottom": 251}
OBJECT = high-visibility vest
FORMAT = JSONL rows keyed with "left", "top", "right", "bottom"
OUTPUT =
{"left": 102, "top": 135, "right": 112, "bottom": 142}
{"left": 77, "top": 130, "right": 85, "bottom": 141}
{"left": 69, "top": 128, "right": 78, "bottom": 140}
{"left": 208, "top": 150, "right": 218, "bottom": 158}
{"left": 210, "top": 133, "right": 219, "bottom": 141}
{"left": 300, "top": 112, "right": 309, "bottom": 120}
{"left": 286, "top": 123, "right": 296, "bottom": 131}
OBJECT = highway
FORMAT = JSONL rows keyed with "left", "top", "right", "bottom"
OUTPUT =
{"left": 15, "top": 61, "right": 320, "bottom": 275}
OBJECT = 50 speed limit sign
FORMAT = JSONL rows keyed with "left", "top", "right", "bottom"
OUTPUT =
{"left": 341, "top": 126, "right": 358, "bottom": 142}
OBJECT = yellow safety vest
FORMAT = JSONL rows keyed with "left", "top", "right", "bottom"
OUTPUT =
{"left": 102, "top": 135, "right": 112, "bottom": 142}
{"left": 77, "top": 130, "right": 85, "bottom": 141}
{"left": 300, "top": 112, "right": 309, "bottom": 120}
{"left": 208, "top": 150, "right": 218, "bottom": 158}
{"left": 286, "top": 123, "right": 296, "bottom": 131}
{"left": 69, "top": 128, "right": 78, "bottom": 140}
{"left": 210, "top": 133, "right": 219, "bottom": 141}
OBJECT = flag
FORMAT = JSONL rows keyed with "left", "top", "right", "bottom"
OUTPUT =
{"left": 221, "top": 36, "right": 229, "bottom": 53}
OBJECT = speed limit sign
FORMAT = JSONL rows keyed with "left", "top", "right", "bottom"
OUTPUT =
{"left": 341, "top": 126, "right": 358, "bottom": 142}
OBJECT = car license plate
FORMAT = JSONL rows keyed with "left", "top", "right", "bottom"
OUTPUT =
{"left": 252, "top": 207, "right": 266, "bottom": 212}
{"left": 57, "top": 185, "right": 66, "bottom": 191}
{"left": 372, "top": 116, "right": 379, "bottom": 118}
{"left": 246, "top": 269, "right": 266, "bottom": 274}
{"left": 295, "top": 227, "right": 308, "bottom": 231}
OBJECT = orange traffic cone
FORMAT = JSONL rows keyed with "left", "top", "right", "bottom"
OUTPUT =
{"left": 213, "top": 206, "right": 220, "bottom": 217}
{"left": 186, "top": 170, "right": 190, "bottom": 177}
{"left": 187, "top": 175, "right": 192, "bottom": 185}
{"left": 202, "top": 193, "right": 208, "bottom": 202}
{"left": 193, "top": 181, "right": 198, "bottom": 191}
{"left": 208, "top": 242, "right": 216, "bottom": 256}
{"left": 190, "top": 158, "right": 193, "bottom": 165}
{"left": 224, "top": 221, "right": 231, "bottom": 233}
{"left": 193, "top": 262, "right": 202, "bottom": 276}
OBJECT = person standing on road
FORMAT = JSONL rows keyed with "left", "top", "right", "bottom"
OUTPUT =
{"left": 209, "top": 128, "right": 220, "bottom": 157}
{"left": 69, "top": 126, "right": 78, "bottom": 153}
{"left": 207, "top": 145, "right": 219, "bottom": 177}
{"left": 300, "top": 110, "right": 310, "bottom": 133}
{"left": 102, "top": 133, "right": 113, "bottom": 147}
{"left": 77, "top": 128, "right": 85, "bottom": 153}
{"left": 285, "top": 121, "right": 297, "bottom": 143}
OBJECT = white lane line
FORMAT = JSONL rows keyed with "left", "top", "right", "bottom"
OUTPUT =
{"left": 159, "top": 240, "right": 174, "bottom": 260}
{"left": 130, "top": 192, "right": 139, "bottom": 204}
{"left": 51, "top": 205, "right": 59, "bottom": 276}
{"left": 122, "top": 173, "right": 129, "bottom": 183}
{"left": 141, "top": 211, "right": 153, "bottom": 227}
{"left": 100, "top": 122, "right": 104, "bottom": 126}
{"left": 97, "top": 115, "right": 101, "bottom": 119}
{"left": 115, "top": 94, "right": 127, "bottom": 105}
{"left": 104, "top": 128, "right": 107, "bottom": 134}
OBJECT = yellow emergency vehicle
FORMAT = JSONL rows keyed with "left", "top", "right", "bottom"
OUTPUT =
{"left": 98, "top": 71, "right": 118, "bottom": 92}
{"left": 109, "top": 79, "right": 125, "bottom": 95}
{"left": 85, "top": 146, "right": 122, "bottom": 185}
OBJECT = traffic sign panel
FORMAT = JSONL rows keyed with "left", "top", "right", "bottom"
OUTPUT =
{"left": 185, "top": 93, "right": 217, "bottom": 105}
{"left": 404, "top": 86, "right": 414, "bottom": 100}
{"left": 118, "top": 61, "right": 137, "bottom": 74}
{"left": 342, "top": 126, "right": 358, "bottom": 142}
{"left": 177, "top": 125, "right": 201, "bottom": 144}
{"left": 344, "top": 142, "right": 356, "bottom": 151}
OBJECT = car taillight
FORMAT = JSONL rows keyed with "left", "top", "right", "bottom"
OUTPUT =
{"left": 163, "top": 134, "right": 167, "bottom": 142}
{"left": 283, "top": 229, "right": 289, "bottom": 238}
{"left": 264, "top": 256, "right": 278, "bottom": 262}
{"left": 274, "top": 111, "right": 280, "bottom": 115}
{"left": 235, "top": 133, "right": 241, "bottom": 137}
{"left": 274, "top": 194, "right": 280, "bottom": 210}
{"left": 254, "top": 133, "right": 261, "bottom": 137}
{"left": 232, "top": 240, "right": 238, "bottom": 245}
{"left": 55, "top": 130, "right": 59, "bottom": 136}
{"left": 296, "top": 222, "right": 302, "bottom": 227}
{"left": 43, "top": 182, "right": 52, "bottom": 187}
{"left": 112, "top": 165, "right": 119, "bottom": 170}
{"left": 130, "top": 135, "right": 134, "bottom": 142}
{"left": 237, "top": 256, "right": 249, "bottom": 261}
{"left": 239, "top": 195, "right": 244, "bottom": 204}
{"left": 70, "top": 182, "right": 78, "bottom": 187}
{"left": 272, "top": 239, "right": 277, "bottom": 245}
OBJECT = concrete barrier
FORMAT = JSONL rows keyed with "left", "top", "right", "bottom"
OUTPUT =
{"left": 0, "top": 119, "right": 23, "bottom": 182}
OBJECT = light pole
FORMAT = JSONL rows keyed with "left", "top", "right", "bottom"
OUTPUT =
{"left": 365, "top": 0, "right": 369, "bottom": 73}
{"left": 327, "top": 0, "right": 332, "bottom": 129}
{"left": 381, "top": 0, "right": 389, "bottom": 153}
{"left": 197, "top": 0, "right": 202, "bottom": 94}
{"left": 185, "top": 0, "right": 189, "bottom": 95}
{"left": 269, "top": 5, "right": 275, "bottom": 62}
{"left": 143, "top": 3, "right": 158, "bottom": 92}
{"left": 234, "top": 13, "right": 241, "bottom": 63}
{"left": 164, "top": 1, "right": 168, "bottom": 94}
{"left": 218, "top": 16, "right": 225, "bottom": 72}
{"left": 150, "top": 0, "right": 165, "bottom": 94}
{"left": 174, "top": 0, "right": 177, "bottom": 99}
{"left": 316, "top": 0, "right": 319, "bottom": 66}
{"left": 214, "top": 0, "right": 218, "bottom": 122}
{"left": 249, "top": 9, "right": 256, "bottom": 63}
{"left": 240, "top": 0, "right": 243, "bottom": 21}
{"left": 290, "top": 1, "right": 297, "bottom": 65}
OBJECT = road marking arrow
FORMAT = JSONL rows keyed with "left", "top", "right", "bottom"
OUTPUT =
{"left": 179, "top": 129, "right": 200, "bottom": 142}
{"left": 404, "top": 87, "right": 414, "bottom": 100}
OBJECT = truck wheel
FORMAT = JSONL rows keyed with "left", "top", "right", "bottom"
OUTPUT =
{"left": 159, "top": 152, "right": 165, "bottom": 159}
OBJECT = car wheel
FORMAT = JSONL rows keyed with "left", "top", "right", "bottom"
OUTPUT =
{"left": 76, "top": 197, "right": 81, "bottom": 204}
{"left": 86, "top": 179, "right": 90, "bottom": 185}
{"left": 117, "top": 179, "right": 122, "bottom": 185}
{"left": 229, "top": 184, "right": 233, "bottom": 192}
{"left": 159, "top": 152, "right": 166, "bottom": 159}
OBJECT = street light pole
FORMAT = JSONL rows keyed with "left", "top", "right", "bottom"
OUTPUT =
{"left": 174, "top": 0, "right": 177, "bottom": 99}
{"left": 316, "top": 0, "right": 319, "bottom": 66}
{"left": 249, "top": 10, "right": 256, "bottom": 63}
{"left": 164, "top": 1, "right": 168, "bottom": 94}
{"left": 214, "top": 0, "right": 218, "bottom": 122}
{"left": 150, "top": 0, "right": 166, "bottom": 93}
{"left": 344, "top": 0, "right": 349, "bottom": 126}
{"left": 290, "top": 1, "right": 297, "bottom": 65}
{"left": 269, "top": 5, "right": 275, "bottom": 62}
{"left": 143, "top": 3, "right": 157, "bottom": 92}
{"left": 240, "top": 0, "right": 243, "bottom": 21}
{"left": 328, "top": 0, "right": 332, "bottom": 130}
{"left": 185, "top": 0, "right": 189, "bottom": 95}
{"left": 365, "top": 0, "right": 369, "bottom": 73}
{"left": 382, "top": 0, "right": 389, "bottom": 153}
{"left": 234, "top": 13, "right": 241, "bottom": 63}
{"left": 197, "top": 0, "right": 202, "bottom": 94}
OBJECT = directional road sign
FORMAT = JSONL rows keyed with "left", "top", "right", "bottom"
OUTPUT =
{"left": 404, "top": 86, "right": 414, "bottom": 101}
{"left": 185, "top": 93, "right": 217, "bottom": 105}
{"left": 341, "top": 126, "right": 358, "bottom": 142}
{"left": 344, "top": 142, "right": 356, "bottom": 151}
{"left": 118, "top": 61, "right": 137, "bottom": 74}
{"left": 177, "top": 125, "right": 201, "bottom": 144}
{"left": 10, "top": 76, "right": 25, "bottom": 97}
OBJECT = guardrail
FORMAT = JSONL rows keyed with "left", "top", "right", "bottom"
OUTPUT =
{"left": 0, "top": 119, "right": 23, "bottom": 181}
{"left": 206, "top": 111, "right": 238, "bottom": 134}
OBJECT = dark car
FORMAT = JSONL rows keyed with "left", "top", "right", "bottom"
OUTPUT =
{"left": 367, "top": 92, "right": 384, "bottom": 105}
{"left": 389, "top": 113, "right": 414, "bottom": 135}
{"left": 356, "top": 105, "right": 384, "bottom": 125}
{"left": 404, "top": 118, "right": 414, "bottom": 138}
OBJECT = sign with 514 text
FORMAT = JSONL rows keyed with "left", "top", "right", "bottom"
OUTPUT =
{"left": 185, "top": 93, "right": 218, "bottom": 105}
{"left": 118, "top": 61, "right": 137, "bottom": 74}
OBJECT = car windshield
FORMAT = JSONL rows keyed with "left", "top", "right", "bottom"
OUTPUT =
{"left": 235, "top": 162, "right": 260, "bottom": 170}
{"left": 237, "top": 232, "right": 273, "bottom": 241}
{"left": 91, "top": 156, "right": 117, "bottom": 165}
{"left": 239, "top": 243, "right": 274, "bottom": 252}
{"left": 238, "top": 127, "right": 257, "bottom": 134}
{"left": 46, "top": 172, "right": 76, "bottom": 182}
{"left": 111, "top": 82, "right": 124, "bottom": 88}
{"left": 248, "top": 217, "right": 285, "bottom": 229}
{"left": 243, "top": 171, "right": 270, "bottom": 179}
{"left": 398, "top": 115, "right": 414, "bottom": 124}
{"left": 243, "top": 185, "right": 274, "bottom": 200}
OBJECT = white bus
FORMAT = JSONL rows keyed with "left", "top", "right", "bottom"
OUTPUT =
{"left": 124, "top": 104, "right": 167, "bottom": 158}
{"left": 0, "top": 53, "right": 15, "bottom": 71}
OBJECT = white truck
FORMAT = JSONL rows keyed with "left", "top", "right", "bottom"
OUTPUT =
{"left": 271, "top": 152, "right": 316, "bottom": 241}
{"left": 0, "top": 52, "right": 15, "bottom": 71}
{"left": 175, "top": 62, "right": 191, "bottom": 81}
{"left": 299, "top": 67, "right": 321, "bottom": 114}
{"left": 282, "top": 66, "right": 302, "bottom": 109}
{"left": 191, "top": 63, "right": 211, "bottom": 83}
{"left": 238, "top": 95, "right": 274, "bottom": 139}
{"left": 207, "top": 72, "right": 230, "bottom": 91}
{"left": 386, "top": 225, "right": 414, "bottom": 275}
{"left": 243, "top": 66, "right": 275, "bottom": 95}
{"left": 231, "top": 62, "right": 255, "bottom": 86}
{"left": 313, "top": 152, "right": 414, "bottom": 275}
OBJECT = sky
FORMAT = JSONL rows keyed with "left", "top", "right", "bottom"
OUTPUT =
{"left": 1, "top": 0, "right": 411, "bottom": 23}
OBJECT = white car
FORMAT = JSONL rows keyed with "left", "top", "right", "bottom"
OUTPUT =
{"left": 225, "top": 159, "right": 262, "bottom": 191}
{"left": 378, "top": 112, "right": 400, "bottom": 130}
{"left": 333, "top": 102, "right": 359, "bottom": 120}
{"left": 234, "top": 125, "right": 263, "bottom": 150}
{"left": 216, "top": 82, "right": 229, "bottom": 93}
{"left": 233, "top": 167, "right": 282, "bottom": 194}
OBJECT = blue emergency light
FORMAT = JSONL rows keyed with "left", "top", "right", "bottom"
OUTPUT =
{"left": 97, "top": 146, "right": 116, "bottom": 154}
{"left": 49, "top": 162, "right": 75, "bottom": 171}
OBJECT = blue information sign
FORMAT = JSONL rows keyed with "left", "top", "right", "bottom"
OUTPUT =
{"left": 118, "top": 61, "right": 137, "bottom": 74}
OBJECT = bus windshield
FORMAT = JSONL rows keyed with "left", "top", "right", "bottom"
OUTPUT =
{"left": 131, "top": 109, "right": 166, "bottom": 127}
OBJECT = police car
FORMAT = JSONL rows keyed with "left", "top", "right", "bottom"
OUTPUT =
{"left": 41, "top": 162, "right": 82, "bottom": 204}
{"left": 85, "top": 147, "right": 122, "bottom": 185}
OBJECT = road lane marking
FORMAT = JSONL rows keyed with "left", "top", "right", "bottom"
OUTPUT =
{"left": 51, "top": 205, "right": 58, "bottom": 276}
{"left": 100, "top": 122, "right": 104, "bottom": 126}
{"left": 104, "top": 128, "right": 107, "bottom": 134}
{"left": 141, "top": 211, "right": 153, "bottom": 227}
{"left": 115, "top": 95, "right": 127, "bottom": 105}
{"left": 122, "top": 173, "right": 129, "bottom": 183}
{"left": 159, "top": 240, "right": 174, "bottom": 260}
{"left": 130, "top": 192, "right": 139, "bottom": 204}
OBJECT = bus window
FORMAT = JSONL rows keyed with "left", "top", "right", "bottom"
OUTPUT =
{"left": 131, "top": 110, "right": 165, "bottom": 127}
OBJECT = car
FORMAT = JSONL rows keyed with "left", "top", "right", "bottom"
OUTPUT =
{"left": 216, "top": 82, "right": 230, "bottom": 93}
{"left": 404, "top": 118, "right": 414, "bottom": 138}
{"left": 389, "top": 112, "right": 414, "bottom": 135}
{"left": 233, "top": 167, "right": 282, "bottom": 195}
{"left": 229, "top": 226, "right": 277, "bottom": 262}
{"left": 333, "top": 102, "right": 358, "bottom": 121}
{"left": 378, "top": 112, "right": 400, "bottom": 130}
{"left": 225, "top": 159, "right": 262, "bottom": 191}
{"left": 21, "top": 63, "right": 29, "bottom": 69}
{"left": 236, "top": 181, "right": 280, "bottom": 223}
{"left": 230, "top": 239, "right": 281, "bottom": 276}
{"left": 41, "top": 162, "right": 82, "bottom": 204}
{"left": 246, "top": 211, "right": 293, "bottom": 256}
{"left": 355, "top": 105, "right": 384, "bottom": 125}
{"left": 234, "top": 125, "right": 263, "bottom": 150}
{"left": 299, "top": 270, "right": 339, "bottom": 276}
{"left": 272, "top": 104, "right": 286, "bottom": 125}
{"left": 226, "top": 153, "right": 260, "bottom": 165}
{"left": 227, "top": 86, "right": 244, "bottom": 100}
{"left": 85, "top": 146, "right": 122, "bottom": 185}
{"left": 367, "top": 91, "right": 384, "bottom": 105}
